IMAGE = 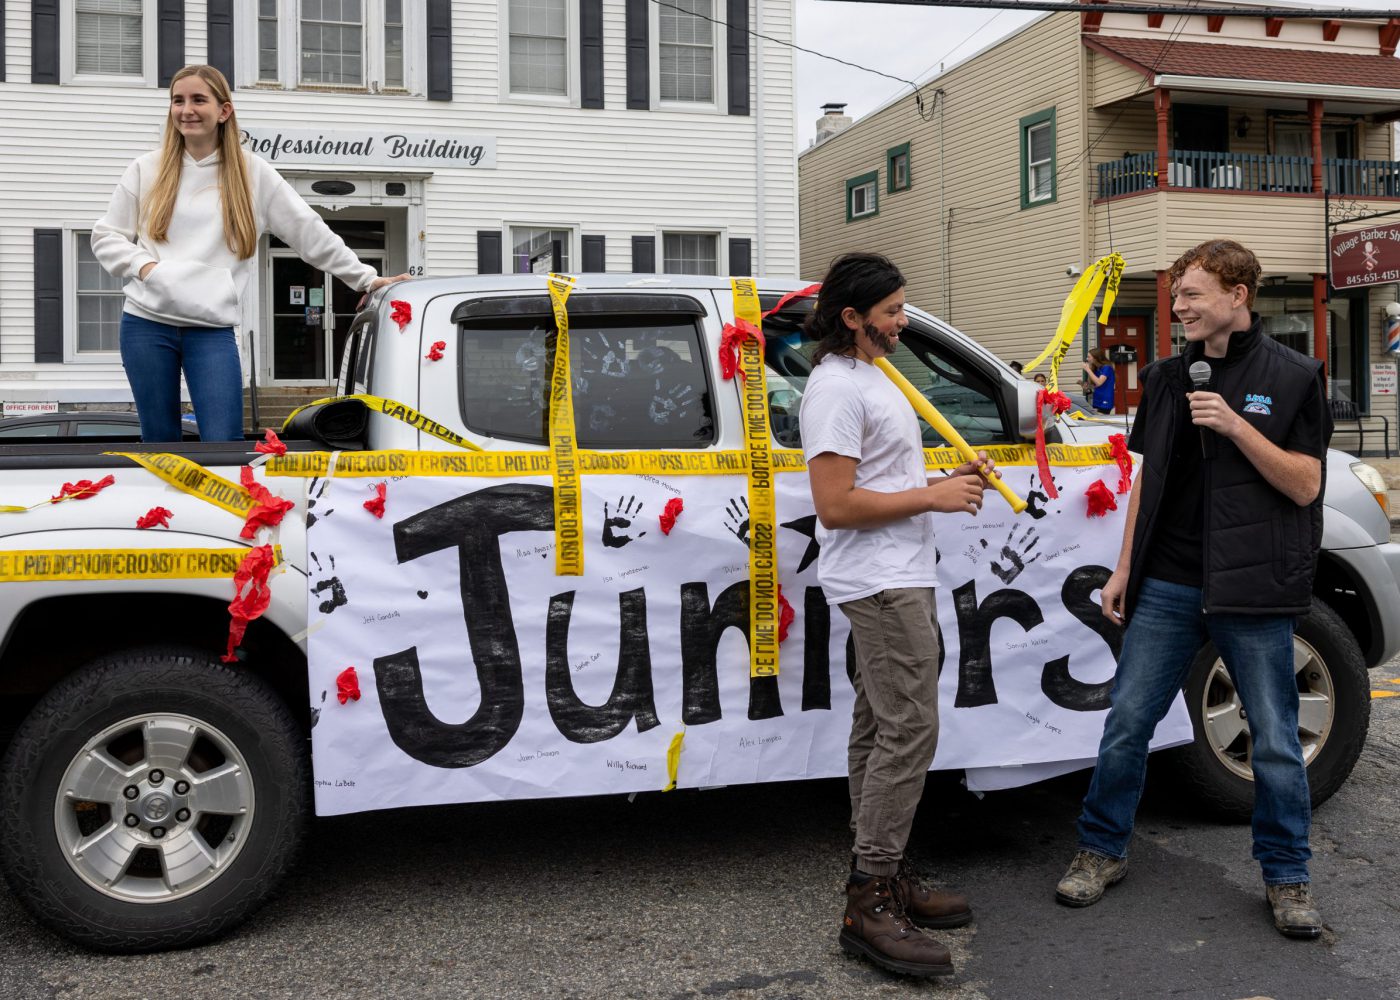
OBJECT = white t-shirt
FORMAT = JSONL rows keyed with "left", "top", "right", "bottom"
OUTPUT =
{"left": 799, "top": 354, "right": 938, "bottom": 605}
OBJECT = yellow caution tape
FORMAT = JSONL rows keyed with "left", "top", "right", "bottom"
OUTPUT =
{"left": 547, "top": 274, "right": 583, "bottom": 576}
{"left": 282, "top": 393, "right": 484, "bottom": 452}
{"left": 0, "top": 546, "right": 281, "bottom": 583}
{"left": 1023, "top": 253, "right": 1126, "bottom": 392}
{"left": 874, "top": 359, "right": 1029, "bottom": 515}
{"left": 662, "top": 730, "right": 686, "bottom": 792}
{"left": 733, "top": 278, "right": 780, "bottom": 679}
{"left": 108, "top": 451, "right": 255, "bottom": 517}
{"left": 264, "top": 443, "right": 1119, "bottom": 479}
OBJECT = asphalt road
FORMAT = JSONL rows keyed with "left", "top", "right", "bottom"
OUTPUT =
{"left": 1, "top": 671, "right": 1397, "bottom": 999}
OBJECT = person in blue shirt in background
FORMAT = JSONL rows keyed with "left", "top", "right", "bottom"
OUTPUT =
{"left": 1082, "top": 347, "right": 1116, "bottom": 414}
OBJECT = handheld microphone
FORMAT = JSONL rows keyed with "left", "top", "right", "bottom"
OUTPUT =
{"left": 1188, "top": 360, "right": 1213, "bottom": 456}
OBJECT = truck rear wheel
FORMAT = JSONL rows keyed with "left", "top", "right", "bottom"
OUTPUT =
{"left": 1168, "top": 598, "right": 1370, "bottom": 821}
{"left": 0, "top": 646, "right": 309, "bottom": 952}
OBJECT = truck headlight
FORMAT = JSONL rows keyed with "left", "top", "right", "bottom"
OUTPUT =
{"left": 1349, "top": 461, "right": 1389, "bottom": 518}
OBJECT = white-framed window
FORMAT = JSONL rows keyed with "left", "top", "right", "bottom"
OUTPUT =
{"left": 662, "top": 232, "right": 720, "bottom": 275}
{"left": 62, "top": 0, "right": 158, "bottom": 87}
{"left": 1027, "top": 123, "right": 1053, "bottom": 201}
{"left": 510, "top": 226, "right": 575, "bottom": 274}
{"left": 239, "top": 0, "right": 422, "bottom": 94}
{"left": 70, "top": 233, "right": 125, "bottom": 359}
{"left": 649, "top": 0, "right": 725, "bottom": 111}
{"left": 499, "top": 0, "right": 579, "bottom": 103}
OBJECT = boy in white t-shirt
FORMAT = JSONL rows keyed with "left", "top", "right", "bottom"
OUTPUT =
{"left": 799, "top": 253, "right": 996, "bottom": 979}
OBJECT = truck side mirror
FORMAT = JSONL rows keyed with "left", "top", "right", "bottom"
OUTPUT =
{"left": 1014, "top": 378, "right": 1043, "bottom": 440}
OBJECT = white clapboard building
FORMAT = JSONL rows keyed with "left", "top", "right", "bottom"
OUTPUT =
{"left": 0, "top": 0, "right": 796, "bottom": 420}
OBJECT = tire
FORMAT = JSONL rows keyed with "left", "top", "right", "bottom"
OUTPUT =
{"left": 0, "top": 646, "right": 309, "bottom": 952}
{"left": 1168, "top": 598, "right": 1371, "bottom": 822}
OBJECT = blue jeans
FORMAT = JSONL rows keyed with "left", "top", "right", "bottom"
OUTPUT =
{"left": 120, "top": 314, "right": 243, "bottom": 442}
{"left": 1077, "top": 577, "right": 1312, "bottom": 885}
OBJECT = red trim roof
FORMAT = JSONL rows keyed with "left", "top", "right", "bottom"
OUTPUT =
{"left": 1085, "top": 35, "right": 1400, "bottom": 91}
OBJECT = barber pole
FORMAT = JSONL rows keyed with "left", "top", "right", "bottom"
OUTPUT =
{"left": 1386, "top": 310, "right": 1400, "bottom": 355}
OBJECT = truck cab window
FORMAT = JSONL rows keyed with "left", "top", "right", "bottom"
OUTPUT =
{"left": 458, "top": 318, "right": 716, "bottom": 448}
{"left": 759, "top": 306, "right": 1008, "bottom": 450}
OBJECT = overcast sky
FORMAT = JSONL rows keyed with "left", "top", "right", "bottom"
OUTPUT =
{"left": 793, "top": 0, "right": 1400, "bottom": 149}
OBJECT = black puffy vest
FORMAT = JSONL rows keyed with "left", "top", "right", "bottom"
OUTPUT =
{"left": 1126, "top": 323, "right": 1328, "bottom": 617}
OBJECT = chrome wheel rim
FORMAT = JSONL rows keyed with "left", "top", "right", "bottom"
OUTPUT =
{"left": 54, "top": 714, "right": 254, "bottom": 902}
{"left": 1199, "top": 636, "right": 1334, "bottom": 782}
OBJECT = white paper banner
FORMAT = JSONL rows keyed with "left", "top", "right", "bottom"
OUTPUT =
{"left": 306, "top": 464, "right": 1192, "bottom": 815}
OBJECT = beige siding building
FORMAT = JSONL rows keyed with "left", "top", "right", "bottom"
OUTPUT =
{"left": 799, "top": 1, "right": 1400, "bottom": 451}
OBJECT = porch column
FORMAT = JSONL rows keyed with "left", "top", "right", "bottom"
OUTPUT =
{"left": 1155, "top": 88, "right": 1171, "bottom": 188}
{"left": 1156, "top": 269, "right": 1174, "bottom": 359}
{"left": 1313, "top": 274, "right": 1328, "bottom": 386}
{"left": 1309, "top": 98, "right": 1324, "bottom": 194}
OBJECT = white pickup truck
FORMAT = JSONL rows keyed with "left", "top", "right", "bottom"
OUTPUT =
{"left": 0, "top": 274, "right": 1394, "bottom": 953}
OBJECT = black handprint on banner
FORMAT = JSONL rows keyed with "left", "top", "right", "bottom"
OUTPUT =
{"left": 725, "top": 496, "right": 751, "bottom": 548}
{"left": 989, "top": 525, "right": 1042, "bottom": 584}
{"left": 312, "top": 576, "right": 348, "bottom": 614}
{"left": 306, "top": 477, "right": 334, "bottom": 529}
{"left": 602, "top": 496, "right": 647, "bottom": 548}
{"left": 1025, "top": 471, "right": 1060, "bottom": 521}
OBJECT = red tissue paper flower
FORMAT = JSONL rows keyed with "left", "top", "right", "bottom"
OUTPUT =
{"left": 238, "top": 465, "right": 295, "bottom": 539}
{"left": 389, "top": 300, "right": 412, "bottom": 331}
{"left": 1033, "top": 389, "right": 1075, "bottom": 501}
{"left": 425, "top": 341, "right": 446, "bottom": 362}
{"left": 718, "top": 319, "right": 765, "bottom": 382}
{"left": 363, "top": 481, "right": 387, "bottom": 519}
{"left": 659, "top": 497, "right": 684, "bottom": 535}
{"left": 222, "top": 544, "right": 276, "bottom": 663}
{"left": 51, "top": 474, "right": 115, "bottom": 503}
{"left": 254, "top": 428, "right": 288, "bottom": 456}
{"left": 1085, "top": 479, "right": 1118, "bottom": 518}
{"left": 1108, "top": 432, "right": 1134, "bottom": 494}
{"left": 336, "top": 666, "right": 362, "bottom": 705}
{"left": 777, "top": 587, "right": 795, "bottom": 643}
{"left": 136, "top": 506, "right": 173, "bottom": 529}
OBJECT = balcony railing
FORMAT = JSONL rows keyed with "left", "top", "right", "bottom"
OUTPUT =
{"left": 1096, "top": 151, "right": 1400, "bottom": 199}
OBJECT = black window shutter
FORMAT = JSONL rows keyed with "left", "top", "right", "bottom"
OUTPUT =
{"left": 0, "top": 0, "right": 7, "bottom": 83}
{"left": 427, "top": 0, "right": 452, "bottom": 101}
{"left": 728, "top": 238, "right": 752, "bottom": 276}
{"left": 625, "top": 0, "right": 648, "bottom": 110}
{"left": 158, "top": 0, "right": 186, "bottom": 88}
{"left": 580, "top": 0, "right": 604, "bottom": 109}
{"left": 31, "top": 0, "right": 59, "bottom": 84}
{"left": 33, "top": 230, "right": 64, "bottom": 364}
{"left": 727, "top": 0, "right": 749, "bottom": 116}
{"left": 206, "top": 0, "right": 235, "bottom": 87}
{"left": 631, "top": 236, "right": 656, "bottom": 273}
{"left": 477, "top": 231, "right": 503, "bottom": 274}
{"left": 582, "top": 236, "right": 606, "bottom": 273}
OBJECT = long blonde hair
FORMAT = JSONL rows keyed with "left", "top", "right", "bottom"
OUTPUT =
{"left": 143, "top": 65, "right": 257, "bottom": 259}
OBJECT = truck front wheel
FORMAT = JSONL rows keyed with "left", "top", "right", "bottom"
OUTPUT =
{"left": 0, "top": 646, "right": 308, "bottom": 952}
{"left": 1169, "top": 598, "right": 1371, "bottom": 821}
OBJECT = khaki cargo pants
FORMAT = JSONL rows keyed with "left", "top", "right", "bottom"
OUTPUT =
{"left": 839, "top": 587, "right": 940, "bottom": 878}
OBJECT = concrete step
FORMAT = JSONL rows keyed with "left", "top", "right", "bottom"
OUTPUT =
{"left": 244, "top": 385, "right": 333, "bottom": 432}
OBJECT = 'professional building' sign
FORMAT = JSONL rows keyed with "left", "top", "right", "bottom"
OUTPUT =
{"left": 240, "top": 128, "right": 496, "bottom": 169}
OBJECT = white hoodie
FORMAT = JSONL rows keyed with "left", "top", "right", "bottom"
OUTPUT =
{"left": 91, "top": 148, "right": 377, "bottom": 329}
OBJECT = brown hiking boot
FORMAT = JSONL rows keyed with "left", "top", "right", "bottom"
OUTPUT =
{"left": 1266, "top": 883, "right": 1322, "bottom": 939}
{"left": 1055, "top": 849, "right": 1128, "bottom": 907}
{"left": 892, "top": 861, "right": 973, "bottom": 929}
{"left": 839, "top": 875, "right": 954, "bottom": 978}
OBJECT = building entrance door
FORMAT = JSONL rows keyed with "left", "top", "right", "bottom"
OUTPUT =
{"left": 267, "top": 220, "right": 386, "bottom": 384}
{"left": 1098, "top": 314, "right": 1149, "bottom": 411}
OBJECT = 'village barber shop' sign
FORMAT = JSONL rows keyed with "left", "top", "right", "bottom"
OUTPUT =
{"left": 1331, "top": 227, "right": 1400, "bottom": 290}
{"left": 240, "top": 127, "right": 497, "bottom": 169}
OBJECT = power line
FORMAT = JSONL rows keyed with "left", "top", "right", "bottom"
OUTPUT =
{"left": 818, "top": 1, "right": 1397, "bottom": 19}
{"left": 649, "top": 0, "right": 922, "bottom": 91}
